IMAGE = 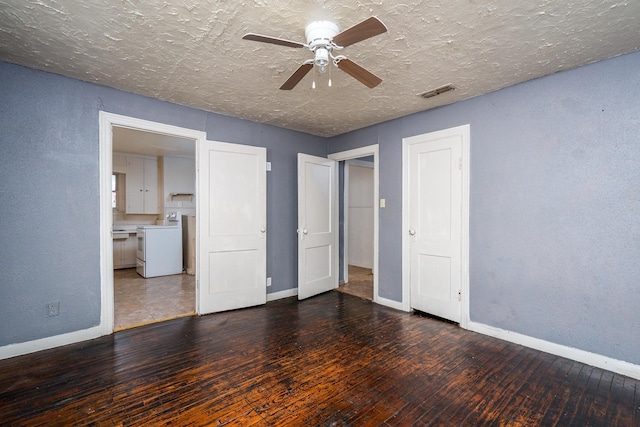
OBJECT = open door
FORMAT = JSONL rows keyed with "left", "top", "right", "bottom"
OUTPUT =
{"left": 198, "top": 140, "right": 267, "bottom": 314}
{"left": 297, "top": 154, "right": 338, "bottom": 300}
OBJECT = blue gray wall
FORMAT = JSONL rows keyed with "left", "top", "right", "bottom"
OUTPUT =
{"left": 0, "top": 61, "right": 325, "bottom": 346}
{"left": 328, "top": 51, "right": 640, "bottom": 365}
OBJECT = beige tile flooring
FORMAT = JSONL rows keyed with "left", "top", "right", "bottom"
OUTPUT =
{"left": 336, "top": 265, "right": 374, "bottom": 301}
{"left": 113, "top": 268, "right": 195, "bottom": 331}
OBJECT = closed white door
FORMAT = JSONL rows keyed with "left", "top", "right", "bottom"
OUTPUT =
{"left": 297, "top": 154, "right": 338, "bottom": 300}
{"left": 197, "top": 140, "right": 267, "bottom": 314}
{"left": 408, "top": 129, "right": 463, "bottom": 322}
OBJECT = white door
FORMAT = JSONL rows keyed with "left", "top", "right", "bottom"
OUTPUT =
{"left": 297, "top": 154, "right": 338, "bottom": 300}
{"left": 408, "top": 130, "right": 463, "bottom": 322}
{"left": 198, "top": 140, "right": 267, "bottom": 314}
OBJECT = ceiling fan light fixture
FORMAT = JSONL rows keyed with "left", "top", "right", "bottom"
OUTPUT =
{"left": 315, "top": 48, "right": 330, "bottom": 72}
{"left": 243, "top": 17, "right": 387, "bottom": 90}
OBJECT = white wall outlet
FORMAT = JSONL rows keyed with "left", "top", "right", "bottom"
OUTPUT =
{"left": 47, "top": 301, "right": 59, "bottom": 316}
{"left": 380, "top": 198, "right": 386, "bottom": 208}
{"left": 266, "top": 277, "right": 272, "bottom": 287}
{"left": 266, "top": 162, "right": 272, "bottom": 171}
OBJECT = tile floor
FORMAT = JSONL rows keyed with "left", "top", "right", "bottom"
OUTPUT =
{"left": 113, "top": 268, "right": 195, "bottom": 331}
{"left": 336, "top": 265, "right": 374, "bottom": 301}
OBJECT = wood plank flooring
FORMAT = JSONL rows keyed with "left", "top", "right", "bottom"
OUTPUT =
{"left": 1, "top": 291, "right": 637, "bottom": 426}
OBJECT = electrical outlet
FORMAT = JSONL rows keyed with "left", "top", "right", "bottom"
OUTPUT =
{"left": 266, "top": 277, "right": 272, "bottom": 287}
{"left": 47, "top": 301, "right": 59, "bottom": 317}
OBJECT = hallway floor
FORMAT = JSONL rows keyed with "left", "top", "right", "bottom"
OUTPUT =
{"left": 337, "top": 265, "right": 373, "bottom": 301}
{"left": 113, "top": 268, "right": 195, "bottom": 330}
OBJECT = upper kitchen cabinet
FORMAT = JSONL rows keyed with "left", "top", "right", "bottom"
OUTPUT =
{"left": 126, "top": 155, "right": 158, "bottom": 214}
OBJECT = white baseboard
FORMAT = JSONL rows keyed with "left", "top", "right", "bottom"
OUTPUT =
{"left": 267, "top": 288, "right": 298, "bottom": 302}
{"left": 467, "top": 321, "right": 640, "bottom": 380}
{"left": 375, "top": 295, "right": 408, "bottom": 312}
{"left": 0, "top": 325, "right": 103, "bottom": 361}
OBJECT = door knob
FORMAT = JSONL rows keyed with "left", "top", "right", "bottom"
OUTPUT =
{"left": 260, "top": 227, "right": 266, "bottom": 233}
{"left": 409, "top": 229, "right": 416, "bottom": 236}
{"left": 303, "top": 229, "right": 308, "bottom": 235}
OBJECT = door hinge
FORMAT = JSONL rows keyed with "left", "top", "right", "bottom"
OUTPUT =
{"left": 458, "top": 157, "right": 462, "bottom": 170}
{"left": 458, "top": 289, "right": 462, "bottom": 301}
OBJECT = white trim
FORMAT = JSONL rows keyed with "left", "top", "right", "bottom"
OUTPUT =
{"left": 328, "top": 145, "right": 379, "bottom": 305}
{"left": 99, "top": 112, "right": 207, "bottom": 336}
{"left": 347, "top": 159, "right": 374, "bottom": 168}
{"left": 468, "top": 321, "right": 640, "bottom": 381}
{"left": 343, "top": 161, "right": 349, "bottom": 283}
{"left": 402, "top": 124, "right": 471, "bottom": 320}
{"left": 376, "top": 296, "right": 405, "bottom": 312}
{"left": 267, "top": 288, "right": 298, "bottom": 302}
{"left": 0, "top": 326, "right": 102, "bottom": 360}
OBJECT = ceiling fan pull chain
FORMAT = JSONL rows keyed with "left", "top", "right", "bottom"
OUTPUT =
{"left": 312, "top": 65, "right": 316, "bottom": 89}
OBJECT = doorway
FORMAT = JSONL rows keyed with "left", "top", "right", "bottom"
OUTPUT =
{"left": 99, "top": 112, "right": 207, "bottom": 334}
{"left": 337, "top": 158, "right": 375, "bottom": 301}
{"left": 111, "top": 126, "right": 198, "bottom": 330}
{"left": 328, "top": 145, "right": 379, "bottom": 303}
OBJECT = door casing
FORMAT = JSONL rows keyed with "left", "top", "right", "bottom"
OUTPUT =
{"left": 402, "top": 125, "right": 470, "bottom": 327}
{"left": 328, "top": 145, "right": 380, "bottom": 304}
{"left": 98, "top": 112, "right": 207, "bottom": 334}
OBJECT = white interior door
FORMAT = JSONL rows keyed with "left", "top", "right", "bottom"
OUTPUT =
{"left": 408, "top": 131, "right": 462, "bottom": 322}
{"left": 297, "top": 154, "right": 338, "bottom": 300}
{"left": 198, "top": 140, "right": 266, "bottom": 314}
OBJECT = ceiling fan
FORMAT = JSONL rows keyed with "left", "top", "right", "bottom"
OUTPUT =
{"left": 242, "top": 17, "right": 388, "bottom": 90}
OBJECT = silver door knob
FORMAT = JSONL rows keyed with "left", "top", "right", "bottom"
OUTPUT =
{"left": 409, "top": 229, "right": 416, "bottom": 236}
{"left": 303, "top": 229, "right": 308, "bottom": 234}
{"left": 260, "top": 227, "right": 266, "bottom": 233}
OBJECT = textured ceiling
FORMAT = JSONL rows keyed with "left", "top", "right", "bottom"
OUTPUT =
{"left": 1, "top": 1, "right": 639, "bottom": 137}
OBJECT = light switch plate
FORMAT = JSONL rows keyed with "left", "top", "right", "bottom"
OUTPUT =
{"left": 380, "top": 198, "right": 386, "bottom": 208}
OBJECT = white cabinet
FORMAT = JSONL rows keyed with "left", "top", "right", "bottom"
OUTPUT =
{"left": 113, "top": 233, "right": 137, "bottom": 269}
{"left": 126, "top": 156, "right": 158, "bottom": 214}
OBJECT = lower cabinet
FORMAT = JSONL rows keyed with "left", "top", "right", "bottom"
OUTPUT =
{"left": 113, "top": 234, "right": 137, "bottom": 269}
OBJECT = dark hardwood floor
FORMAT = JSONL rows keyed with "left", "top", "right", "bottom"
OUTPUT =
{"left": 1, "top": 291, "right": 638, "bottom": 426}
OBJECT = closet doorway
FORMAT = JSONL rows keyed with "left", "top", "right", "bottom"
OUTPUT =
{"left": 329, "top": 146, "right": 379, "bottom": 303}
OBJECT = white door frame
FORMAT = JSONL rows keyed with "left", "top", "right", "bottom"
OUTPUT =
{"left": 98, "top": 111, "right": 207, "bottom": 335}
{"left": 401, "top": 125, "right": 470, "bottom": 327}
{"left": 328, "top": 145, "right": 379, "bottom": 304}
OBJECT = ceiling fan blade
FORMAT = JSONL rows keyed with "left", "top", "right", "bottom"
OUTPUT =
{"left": 337, "top": 59, "right": 382, "bottom": 88}
{"left": 242, "top": 33, "right": 305, "bottom": 48}
{"left": 332, "top": 17, "right": 388, "bottom": 48}
{"left": 280, "top": 63, "right": 313, "bottom": 90}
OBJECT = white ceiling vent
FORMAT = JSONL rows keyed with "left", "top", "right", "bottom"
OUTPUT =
{"left": 419, "top": 84, "right": 456, "bottom": 99}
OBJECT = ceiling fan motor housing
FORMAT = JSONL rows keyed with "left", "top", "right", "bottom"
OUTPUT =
{"left": 305, "top": 21, "right": 340, "bottom": 50}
